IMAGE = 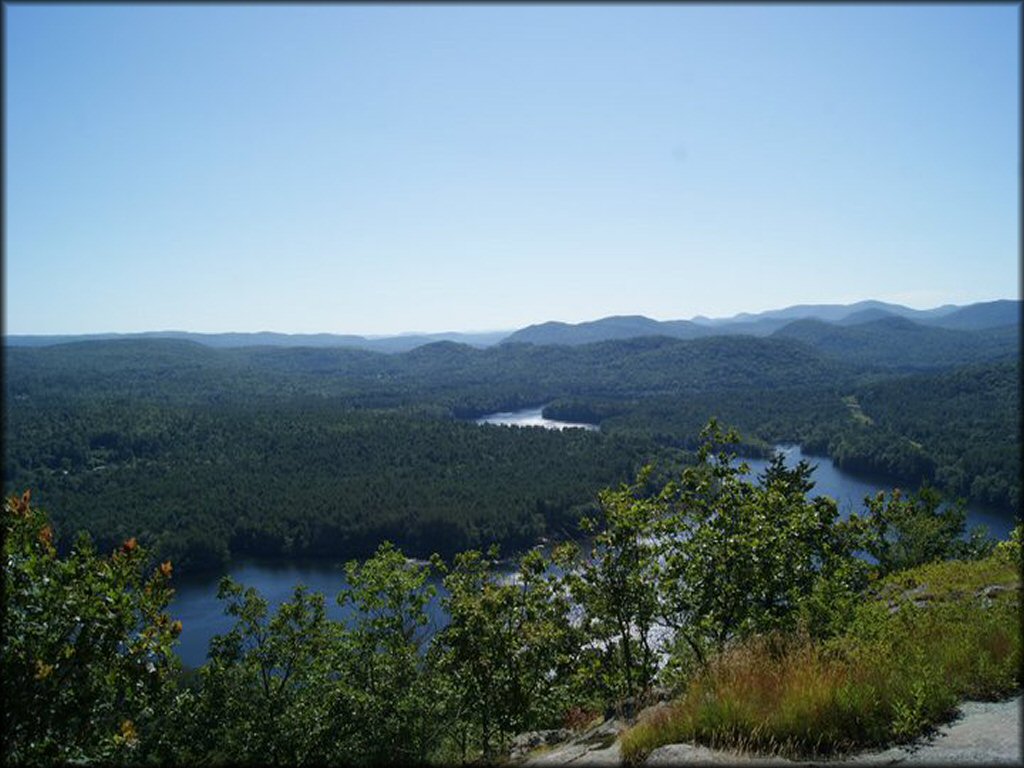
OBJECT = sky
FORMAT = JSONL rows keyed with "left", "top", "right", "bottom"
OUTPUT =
{"left": 4, "top": 4, "right": 1020, "bottom": 335}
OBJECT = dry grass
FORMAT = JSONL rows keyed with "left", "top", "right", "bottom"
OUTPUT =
{"left": 621, "top": 554, "right": 1021, "bottom": 764}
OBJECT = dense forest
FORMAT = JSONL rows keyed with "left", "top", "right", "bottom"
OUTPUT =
{"left": 4, "top": 399, "right": 657, "bottom": 570}
{"left": 4, "top": 313, "right": 1019, "bottom": 572}
{"left": 547, "top": 359, "right": 1020, "bottom": 510}
{"left": 4, "top": 435, "right": 1019, "bottom": 764}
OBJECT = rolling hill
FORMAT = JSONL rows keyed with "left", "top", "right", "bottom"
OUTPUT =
{"left": 771, "top": 316, "right": 1019, "bottom": 370}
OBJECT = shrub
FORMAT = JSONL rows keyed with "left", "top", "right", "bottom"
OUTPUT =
{"left": 621, "top": 552, "right": 1020, "bottom": 763}
{"left": 2, "top": 491, "right": 182, "bottom": 764}
{"left": 993, "top": 522, "right": 1022, "bottom": 567}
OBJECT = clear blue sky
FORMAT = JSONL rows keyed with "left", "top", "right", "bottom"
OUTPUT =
{"left": 5, "top": 4, "right": 1019, "bottom": 335}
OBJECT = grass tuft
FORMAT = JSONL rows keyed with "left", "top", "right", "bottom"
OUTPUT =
{"left": 621, "top": 554, "right": 1020, "bottom": 764}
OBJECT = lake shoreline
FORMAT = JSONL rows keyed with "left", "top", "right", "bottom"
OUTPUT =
{"left": 166, "top": 413, "right": 1016, "bottom": 670}
{"left": 473, "top": 403, "right": 600, "bottom": 431}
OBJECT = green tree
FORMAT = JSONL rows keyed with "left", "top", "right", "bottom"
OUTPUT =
{"left": 2, "top": 490, "right": 181, "bottom": 764}
{"left": 657, "top": 422, "right": 865, "bottom": 672}
{"left": 857, "top": 485, "right": 994, "bottom": 575}
{"left": 179, "top": 541, "right": 446, "bottom": 765}
{"left": 177, "top": 578, "right": 342, "bottom": 765}
{"left": 336, "top": 541, "right": 446, "bottom": 764}
{"left": 433, "top": 546, "right": 581, "bottom": 761}
{"left": 555, "top": 466, "right": 663, "bottom": 707}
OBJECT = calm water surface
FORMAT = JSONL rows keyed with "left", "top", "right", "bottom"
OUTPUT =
{"left": 169, "top": 412, "right": 1015, "bottom": 669}
{"left": 742, "top": 444, "right": 1015, "bottom": 539}
{"left": 474, "top": 406, "right": 599, "bottom": 431}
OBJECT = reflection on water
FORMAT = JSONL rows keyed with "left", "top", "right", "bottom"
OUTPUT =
{"left": 474, "top": 406, "right": 599, "bottom": 431}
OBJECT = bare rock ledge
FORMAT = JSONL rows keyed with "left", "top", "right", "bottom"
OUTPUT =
{"left": 520, "top": 696, "right": 1021, "bottom": 766}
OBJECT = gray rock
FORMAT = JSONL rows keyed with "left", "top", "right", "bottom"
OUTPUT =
{"left": 976, "top": 583, "right": 1020, "bottom": 606}
{"left": 510, "top": 729, "right": 575, "bottom": 760}
{"left": 523, "top": 718, "right": 625, "bottom": 765}
{"left": 878, "top": 696, "right": 1022, "bottom": 764}
{"left": 645, "top": 696, "right": 1022, "bottom": 766}
{"left": 519, "top": 695, "right": 1022, "bottom": 765}
{"left": 645, "top": 743, "right": 803, "bottom": 764}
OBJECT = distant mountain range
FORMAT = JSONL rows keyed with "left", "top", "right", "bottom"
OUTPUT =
{"left": 501, "top": 299, "right": 1020, "bottom": 346}
{"left": 5, "top": 299, "right": 1018, "bottom": 351}
{"left": 697, "top": 299, "right": 960, "bottom": 326}
{"left": 3, "top": 329, "right": 510, "bottom": 352}
{"left": 771, "top": 315, "right": 1019, "bottom": 369}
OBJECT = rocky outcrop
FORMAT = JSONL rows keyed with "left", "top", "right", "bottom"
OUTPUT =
{"left": 521, "top": 718, "right": 624, "bottom": 765}
{"left": 881, "top": 581, "right": 1021, "bottom": 614}
{"left": 510, "top": 730, "right": 574, "bottom": 761}
{"left": 849, "top": 696, "right": 1022, "bottom": 765}
{"left": 512, "top": 696, "right": 1022, "bottom": 765}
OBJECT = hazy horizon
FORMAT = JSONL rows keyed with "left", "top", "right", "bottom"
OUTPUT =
{"left": 6, "top": 5, "right": 1019, "bottom": 336}
{"left": 4, "top": 295, "right": 1017, "bottom": 339}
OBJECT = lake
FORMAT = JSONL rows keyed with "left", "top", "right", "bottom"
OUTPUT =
{"left": 168, "top": 411, "right": 1015, "bottom": 669}
{"left": 742, "top": 444, "right": 1015, "bottom": 539}
{"left": 474, "top": 405, "right": 599, "bottom": 431}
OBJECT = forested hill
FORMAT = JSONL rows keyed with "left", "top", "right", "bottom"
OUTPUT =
{"left": 4, "top": 328, "right": 1019, "bottom": 572}
{"left": 7, "top": 317, "right": 1016, "bottom": 405}
{"left": 499, "top": 315, "right": 708, "bottom": 345}
{"left": 770, "top": 316, "right": 1019, "bottom": 370}
{"left": 5, "top": 334, "right": 848, "bottom": 409}
{"left": 919, "top": 298, "right": 1020, "bottom": 330}
{"left": 3, "top": 335, "right": 846, "bottom": 570}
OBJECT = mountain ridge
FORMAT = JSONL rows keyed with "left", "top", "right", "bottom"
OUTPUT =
{"left": 502, "top": 299, "right": 1019, "bottom": 347}
{"left": 6, "top": 299, "right": 1017, "bottom": 351}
